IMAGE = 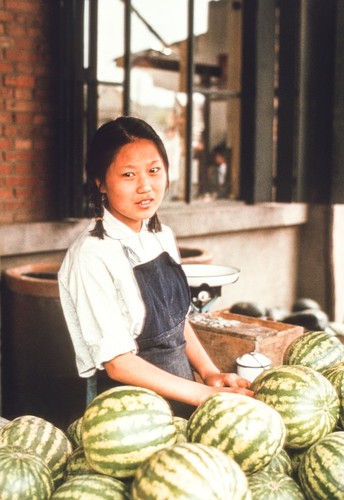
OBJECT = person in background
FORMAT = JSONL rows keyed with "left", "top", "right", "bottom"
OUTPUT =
{"left": 58, "top": 116, "right": 252, "bottom": 418}
{"left": 212, "top": 143, "right": 231, "bottom": 199}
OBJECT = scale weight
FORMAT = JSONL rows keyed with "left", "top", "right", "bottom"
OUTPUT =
{"left": 182, "top": 264, "right": 240, "bottom": 313}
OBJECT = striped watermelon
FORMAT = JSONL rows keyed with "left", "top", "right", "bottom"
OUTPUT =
{"left": 322, "top": 361, "right": 344, "bottom": 429}
{"left": 283, "top": 330, "right": 344, "bottom": 372}
{"left": 64, "top": 446, "right": 95, "bottom": 481}
{"left": 186, "top": 393, "right": 286, "bottom": 474}
{"left": 0, "top": 445, "right": 54, "bottom": 499}
{"left": 262, "top": 448, "right": 293, "bottom": 476}
{"left": 0, "top": 415, "right": 73, "bottom": 487}
{"left": 287, "top": 447, "right": 308, "bottom": 483}
{"left": 131, "top": 442, "right": 251, "bottom": 500}
{"left": 173, "top": 416, "right": 188, "bottom": 443}
{"left": 252, "top": 365, "right": 340, "bottom": 449}
{"left": 81, "top": 386, "right": 176, "bottom": 478}
{"left": 51, "top": 473, "right": 130, "bottom": 499}
{"left": 298, "top": 431, "right": 344, "bottom": 499}
{"left": 248, "top": 470, "right": 304, "bottom": 499}
{"left": 66, "top": 416, "right": 83, "bottom": 449}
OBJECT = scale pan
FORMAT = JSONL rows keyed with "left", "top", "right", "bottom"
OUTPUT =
{"left": 182, "top": 264, "right": 240, "bottom": 287}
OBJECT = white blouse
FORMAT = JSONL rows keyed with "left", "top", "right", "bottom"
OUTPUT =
{"left": 58, "top": 209, "right": 180, "bottom": 378}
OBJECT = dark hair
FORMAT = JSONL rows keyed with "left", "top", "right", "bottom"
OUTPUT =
{"left": 86, "top": 116, "right": 169, "bottom": 239}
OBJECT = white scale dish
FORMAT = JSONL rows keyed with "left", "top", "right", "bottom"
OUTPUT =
{"left": 182, "top": 264, "right": 240, "bottom": 287}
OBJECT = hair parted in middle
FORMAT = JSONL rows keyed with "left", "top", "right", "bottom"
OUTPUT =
{"left": 86, "top": 116, "right": 170, "bottom": 239}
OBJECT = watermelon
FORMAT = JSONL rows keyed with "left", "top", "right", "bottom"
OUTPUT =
{"left": 51, "top": 473, "right": 130, "bottom": 499}
{"left": 186, "top": 392, "right": 286, "bottom": 474}
{"left": 0, "top": 445, "right": 54, "bottom": 499}
{"left": 173, "top": 416, "right": 188, "bottom": 443}
{"left": 287, "top": 447, "right": 308, "bottom": 481}
{"left": 64, "top": 446, "right": 96, "bottom": 481}
{"left": 252, "top": 365, "right": 339, "bottom": 449}
{"left": 248, "top": 470, "right": 304, "bottom": 499}
{"left": 283, "top": 330, "right": 344, "bottom": 372}
{"left": 322, "top": 361, "right": 344, "bottom": 429}
{"left": 262, "top": 448, "right": 293, "bottom": 476}
{"left": 66, "top": 416, "right": 83, "bottom": 449}
{"left": 298, "top": 431, "right": 344, "bottom": 499}
{"left": 81, "top": 386, "right": 176, "bottom": 478}
{"left": 131, "top": 442, "right": 251, "bottom": 500}
{"left": 0, "top": 415, "right": 73, "bottom": 488}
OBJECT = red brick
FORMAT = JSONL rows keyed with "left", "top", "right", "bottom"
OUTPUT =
{"left": 14, "top": 88, "right": 33, "bottom": 100}
{"left": 4, "top": 74, "right": 35, "bottom": 87}
{"left": 14, "top": 62, "right": 35, "bottom": 74}
{"left": 0, "top": 163, "right": 12, "bottom": 175}
{"left": 16, "top": 113, "right": 34, "bottom": 124}
{"left": 6, "top": 100, "right": 37, "bottom": 112}
{"left": 0, "top": 34, "right": 12, "bottom": 48}
{"left": 0, "top": 137, "right": 11, "bottom": 149}
{"left": 0, "top": 11, "right": 13, "bottom": 22}
{"left": 6, "top": 0, "right": 41, "bottom": 13}
{"left": 13, "top": 163, "right": 31, "bottom": 175}
{"left": 0, "top": 111, "right": 14, "bottom": 124}
{"left": 5, "top": 176, "right": 36, "bottom": 187}
{"left": 5, "top": 150, "right": 35, "bottom": 162}
{"left": 14, "top": 138, "right": 32, "bottom": 150}
{"left": 5, "top": 48, "right": 37, "bottom": 63}
{"left": 0, "top": 188, "right": 15, "bottom": 199}
{"left": 0, "top": 60, "right": 13, "bottom": 72}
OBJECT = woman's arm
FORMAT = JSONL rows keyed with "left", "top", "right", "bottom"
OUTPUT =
{"left": 183, "top": 319, "right": 252, "bottom": 390}
{"left": 104, "top": 350, "right": 252, "bottom": 409}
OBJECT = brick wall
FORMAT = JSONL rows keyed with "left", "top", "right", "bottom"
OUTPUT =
{"left": 0, "top": 0, "right": 59, "bottom": 223}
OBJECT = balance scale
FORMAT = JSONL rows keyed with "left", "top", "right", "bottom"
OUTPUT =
{"left": 182, "top": 264, "right": 240, "bottom": 313}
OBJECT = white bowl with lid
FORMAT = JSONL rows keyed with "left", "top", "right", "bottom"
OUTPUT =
{"left": 236, "top": 351, "right": 271, "bottom": 382}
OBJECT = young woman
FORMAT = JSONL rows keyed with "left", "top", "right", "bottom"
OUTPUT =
{"left": 58, "top": 116, "right": 252, "bottom": 418}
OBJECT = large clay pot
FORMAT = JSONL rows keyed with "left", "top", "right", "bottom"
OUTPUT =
{"left": 1, "top": 263, "right": 86, "bottom": 429}
{"left": 179, "top": 246, "right": 212, "bottom": 265}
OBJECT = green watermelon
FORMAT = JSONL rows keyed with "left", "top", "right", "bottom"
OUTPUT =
{"left": 173, "top": 416, "right": 188, "bottom": 443}
{"left": 81, "top": 386, "right": 176, "bottom": 478}
{"left": 131, "top": 442, "right": 250, "bottom": 500}
{"left": 66, "top": 416, "right": 83, "bottom": 449}
{"left": 0, "top": 445, "right": 54, "bottom": 499}
{"left": 298, "top": 431, "right": 344, "bottom": 499}
{"left": 186, "top": 392, "right": 286, "bottom": 474}
{"left": 283, "top": 330, "right": 344, "bottom": 372}
{"left": 248, "top": 470, "right": 304, "bottom": 499}
{"left": 0, "top": 415, "right": 73, "bottom": 488}
{"left": 287, "top": 447, "right": 308, "bottom": 483}
{"left": 322, "top": 361, "right": 344, "bottom": 429}
{"left": 262, "top": 448, "right": 293, "bottom": 476}
{"left": 64, "top": 446, "right": 95, "bottom": 481}
{"left": 51, "top": 473, "right": 130, "bottom": 499}
{"left": 252, "top": 365, "right": 339, "bottom": 449}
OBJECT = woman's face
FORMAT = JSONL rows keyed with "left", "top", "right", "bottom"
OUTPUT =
{"left": 97, "top": 139, "right": 168, "bottom": 232}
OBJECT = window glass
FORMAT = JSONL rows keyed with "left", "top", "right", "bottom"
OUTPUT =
{"left": 96, "top": 0, "right": 125, "bottom": 124}
{"left": 193, "top": 0, "right": 241, "bottom": 201}
{"left": 94, "top": 0, "right": 241, "bottom": 202}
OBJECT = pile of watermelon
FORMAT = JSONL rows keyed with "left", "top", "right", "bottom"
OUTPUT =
{"left": 0, "top": 328, "right": 343, "bottom": 499}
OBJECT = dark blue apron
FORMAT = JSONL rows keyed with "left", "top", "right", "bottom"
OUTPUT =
{"left": 97, "top": 248, "right": 197, "bottom": 418}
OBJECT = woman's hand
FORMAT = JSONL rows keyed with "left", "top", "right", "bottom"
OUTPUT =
{"left": 204, "top": 372, "right": 254, "bottom": 397}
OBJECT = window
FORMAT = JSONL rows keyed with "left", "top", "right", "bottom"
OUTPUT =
{"left": 59, "top": 0, "right": 243, "bottom": 216}
{"left": 58, "top": 0, "right": 342, "bottom": 218}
